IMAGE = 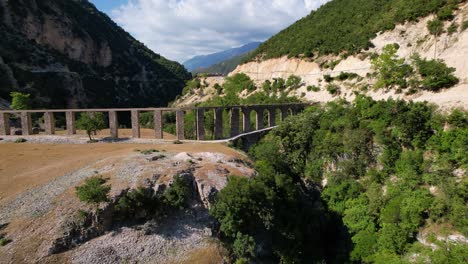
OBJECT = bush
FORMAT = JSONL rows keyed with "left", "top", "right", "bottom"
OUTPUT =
{"left": 326, "top": 84, "right": 340, "bottom": 95}
{"left": 337, "top": 72, "right": 358, "bottom": 81}
{"left": 462, "top": 20, "right": 468, "bottom": 31}
{"left": 10, "top": 92, "right": 30, "bottom": 110}
{"left": 323, "top": 74, "right": 334, "bottom": 83}
{"left": 286, "top": 75, "right": 302, "bottom": 89}
{"left": 307, "top": 85, "right": 320, "bottom": 92}
{"left": 0, "top": 234, "right": 12, "bottom": 246}
{"left": 412, "top": 55, "right": 459, "bottom": 91}
{"left": 447, "top": 22, "right": 458, "bottom": 35}
{"left": 437, "top": 5, "right": 455, "bottom": 20}
{"left": 76, "top": 112, "right": 106, "bottom": 141}
{"left": 164, "top": 175, "right": 191, "bottom": 209}
{"left": 427, "top": 19, "right": 444, "bottom": 36}
{"left": 75, "top": 176, "right": 111, "bottom": 224}
{"left": 14, "top": 138, "right": 27, "bottom": 143}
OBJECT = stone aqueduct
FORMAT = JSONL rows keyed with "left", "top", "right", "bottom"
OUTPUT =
{"left": 0, "top": 103, "right": 309, "bottom": 141}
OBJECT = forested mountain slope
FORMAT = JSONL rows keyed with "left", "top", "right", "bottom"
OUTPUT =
{"left": 0, "top": 0, "right": 190, "bottom": 109}
{"left": 248, "top": 0, "right": 465, "bottom": 60}
{"left": 227, "top": 1, "right": 468, "bottom": 110}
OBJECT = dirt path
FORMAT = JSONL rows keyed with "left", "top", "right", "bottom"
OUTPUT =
{"left": 0, "top": 142, "right": 242, "bottom": 205}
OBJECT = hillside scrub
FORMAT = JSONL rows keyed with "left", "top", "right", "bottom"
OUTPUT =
{"left": 372, "top": 44, "right": 458, "bottom": 92}
{"left": 248, "top": 0, "right": 466, "bottom": 61}
{"left": 212, "top": 97, "right": 468, "bottom": 263}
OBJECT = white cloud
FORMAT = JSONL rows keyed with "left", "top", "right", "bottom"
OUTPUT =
{"left": 111, "top": 0, "right": 330, "bottom": 63}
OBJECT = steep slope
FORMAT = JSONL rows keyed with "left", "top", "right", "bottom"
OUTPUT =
{"left": 183, "top": 42, "right": 261, "bottom": 72}
{"left": 0, "top": 0, "right": 190, "bottom": 109}
{"left": 248, "top": 0, "right": 465, "bottom": 60}
{"left": 228, "top": 2, "right": 468, "bottom": 110}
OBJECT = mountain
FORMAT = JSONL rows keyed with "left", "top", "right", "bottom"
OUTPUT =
{"left": 192, "top": 52, "right": 251, "bottom": 76}
{"left": 248, "top": 0, "right": 464, "bottom": 61}
{"left": 0, "top": 0, "right": 191, "bottom": 109}
{"left": 183, "top": 42, "right": 261, "bottom": 72}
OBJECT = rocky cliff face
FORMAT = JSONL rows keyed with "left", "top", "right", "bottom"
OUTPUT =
{"left": 0, "top": 0, "right": 190, "bottom": 109}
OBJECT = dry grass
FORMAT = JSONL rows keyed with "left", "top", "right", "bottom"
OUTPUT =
{"left": 169, "top": 241, "right": 228, "bottom": 264}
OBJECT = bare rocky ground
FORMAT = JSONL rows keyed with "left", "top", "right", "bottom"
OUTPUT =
{"left": 0, "top": 139, "right": 255, "bottom": 263}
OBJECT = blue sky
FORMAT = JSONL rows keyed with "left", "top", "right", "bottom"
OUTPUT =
{"left": 90, "top": 0, "right": 127, "bottom": 14}
{"left": 89, "top": 0, "right": 330, "bottom": 63}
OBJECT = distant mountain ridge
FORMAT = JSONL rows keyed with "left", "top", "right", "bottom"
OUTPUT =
{"left": 183, "top": 42, "right": 261, "bottom": 72}
{"left": 192, "top": 52, "right": 251, "bottom": 76}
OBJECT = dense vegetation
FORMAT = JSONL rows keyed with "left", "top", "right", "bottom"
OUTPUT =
{"left": 248, "top": 0, "right": 465, "bottom": 61}
{"left": 211, "top": 97, "right": 468, "bottom": 263}
{"left": 371, "top": 44, "right": 459, "bottom": 93}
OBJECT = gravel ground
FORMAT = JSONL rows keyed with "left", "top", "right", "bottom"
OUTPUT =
{"left": 71, "top": 207, "right": 213, "bottom": 264}
{"left": 0, "top": 160, "right": 104, "bottom": 225}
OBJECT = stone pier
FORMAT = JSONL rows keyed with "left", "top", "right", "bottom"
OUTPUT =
{"left": 214, "top": 108, "right": 223, "bottom": 139}
{"left": 268, "top": 107, "right": 276, "bottom": 127}
{"left": 176, "top": 110, "right": 184, "bottom": 140}
{"left": 230, "top": 108, "right": 240, "bottom": 137}
{"left": 109, "top": 111, "right": 118, "bottom": 138}
{"left": 44, "top": 112, "right": 55, "bottom": 135}
{"left": 131, "top": 110, "right": 140, "bottom": 138}
{"left": 154, "top": 110, "right": 163, "bottom": 139}
{"left": 0, "top": 113, "right": 10, "bottom": 135}
{"left": 242, "top": 107, "right": 252, "bottom": 133}
{"left": 255, "top": 107, "right": 264, "bottom": 130}
{"left": 21, "top": 112, "right": 32, "bottom": 135}
{"left": 66, "top": 111, "right": 76, "bottom": 135}
{"left": 0, "top": 103, "right": 309, "bottom": 141}
{"left": 196, "top": 109, "right": 205, "bottom": 140}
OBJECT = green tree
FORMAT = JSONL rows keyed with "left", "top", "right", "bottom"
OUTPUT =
{"left": 163, "top": 175, "right": 191, "bottom": 209}
{"left": 10, "top": 92, "right": 30, "bottom": 110}
{"left": 75, "top": 176, "right": 111, "bottom": 225}
{"left": 372, "top": 44, "right": 413, "bottom": 89}
{"left": 76, "top": 112, "right": 106, "bottom": 141}
{"left": 412, "top": 54, "right": 459, "bottom": 91}
{"left": 427, "top": 19, "right": 444, "bottom": 58}
{"left": 286, "top": 75, "right": 302, "bottom": 89}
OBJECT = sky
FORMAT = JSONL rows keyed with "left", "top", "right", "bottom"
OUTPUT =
{"left": 90, "top": 0, "right": 330, "bottom": 63}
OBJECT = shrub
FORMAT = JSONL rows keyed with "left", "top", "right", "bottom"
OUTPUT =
{"left": 214, "top": 83, "right": 223, "bottom": 95}
{"left": 462, "top": 20, "right": 468, "bottom": 31}
{"left": 75, "top": 176, "right": 111, "bottom": 224}
{"left": 437, "top": 5, "right": 455, "bottom": 20}
{"left": 307, "top": 85, "right": 320, "bottom": 92}
{"left": 337, "top": 72, "right": 358, "bottom": 81}
{"left": 115, "top": 187, "right": 160, "bottom": 220}
{"left": 10, "top": 92, "right": 30, "bottom": 110}
{"left": 447, "top": 22, "right": 458, "bottom": 35}
{"left": 286, "top": 75, "right": 302, "bottom": 89}
{"left": 372, "top": 44, "right": 413, "bottom": 89}
{"left": 427, "top": 19, "right": 444, "bottom": 36}
{"left": 76, "top": 112, "right": 106, "bottom": 141}
{"left": 412, "top": 55, "right": 459, "bottom": 91}
{"left": 0, "top": 234, "right": 12, "bottom": 246}
{"left": 14, "top": 138, "right": 27, "bottom": 143}
{"left": 323, "top": 74, "right": 334, "bottom": 83}
{"left": 326, "top": 84, "right": 341, "bottom": 95}
{"left": 164, "top": 175, "right": 191, "bottom": 209}
{"left": 233, "top": 232, "right": 256, "bottom": 260}
{"left": 173, "top": 139, "right": 182, "bottom": 144}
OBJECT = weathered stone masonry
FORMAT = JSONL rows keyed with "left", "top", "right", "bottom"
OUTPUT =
{"left": 0, "top": 104, "right": 308, "bottom": 140}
